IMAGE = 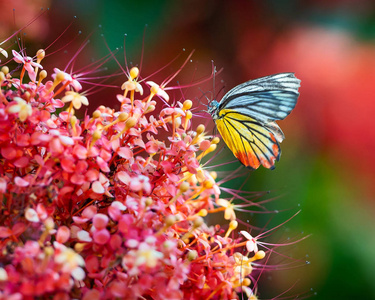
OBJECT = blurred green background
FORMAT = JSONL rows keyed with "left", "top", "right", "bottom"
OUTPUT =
{"left": 5, "top": 0, "right": 375, "bottom": 299}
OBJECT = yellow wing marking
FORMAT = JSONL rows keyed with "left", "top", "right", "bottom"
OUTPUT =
{"left": 216, "top": 109, "right": 281, "bottom": 169}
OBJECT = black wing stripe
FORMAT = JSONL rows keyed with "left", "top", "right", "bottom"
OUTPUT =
{"left": 223, "top": 118, "right": 258, "bottom": 167}
{"left": 222, "top": 73, "right": 300, "bottom": 100}
{"left": 219, "top": 90, "right": 298, "bottom": 110}
{"left": 225, "top": 116, "right": 278, "bottom": 163}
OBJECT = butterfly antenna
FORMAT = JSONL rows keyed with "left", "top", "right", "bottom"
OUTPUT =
{"left": 198, "top": 87, "right": 211, "bottom": 104}
{"left": 216, "top": 82, "right": 226, "bottom": 99}
{"left": 211, "top": 60, "right": 216, "bottom": 102}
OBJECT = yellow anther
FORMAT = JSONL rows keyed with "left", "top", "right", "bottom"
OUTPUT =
{"left": 196, "top": 124, "right": 205, "bottom": 135}
{"left": 193, "top": 216, "right": 204, "bottom": 228}
{"left": 197, "top": 209, "right": 208, "bottom": 217}
{"left": 74, "top": 243, "right": 85, "bottom": 253}
{"left": 92, "top": 130, "right": 102, "bottom": 141}
{"left": 36, "top": 49, "right": 45, "bottom": 61}
{"left": 44, "top": 246, "right": 54, "bottom": 256}
{"left": 196, "top": 169, "right": 205, "bottom": 182}
{"left": 229, "top": 220, "right": 238, "bottom": 230}
{"left": 225, "top": 220, "right": 238, "bottom": 238}
{"left": 56, "top": 72, "right": 65, "bottom": 82}
{"left": 187, "top": 250, "right": 198, "bottom": 261}
{"left": 211, "top": 136, "right": 220, "bottom": 144}
{"left": 203, "top": 179, "right": 214, "bottom": 189}
{"left": 37, "top": 70, "right": 47, "bottom": 87}
{"left": 165, "top": 215, "right": 176, "bottom": 227}
{"left": 0, "top": 72, "right": 4, "bottom": 82}
{"left": 179, "top": 181, "right": 190, "bottom": 193}
{"left": 118, "top": 112, "right": 129, "bottom": 122}
{"left": 197, "top": 143, "right": 217, "bottom": 160}
{"left": 124, "top": 117, "right": 137, "bottom": 130}
{"left": 145, "top": 105, "right": 155, "bottom": 114}
{"left": 209, "top": 171, "right": 217, "bottom": 180}
{"left": 89, "top": 130, "right": 101, "bottom": 150}
{"left": 48, "top": 71, "right": 65, "bottom": 92}
{"left": 182, "top": 99, "right": 192, "bottom": 110}
{"left": 150, "top": 85, "right": 159, "bottom": 95}
{"left": 206, "top": 144, "right": 217, "bottom": 153}
{"left": 24, "top": 91, "right": 31, "bottom": 101}
{"left": 129, "top": 67, "right": 139, "bottom": 80}
{"left": 185, "top": 111, "right": 192, "bottom": 120}
{"left": 92, "top": 110, "right": 101, "bottom": 119}
{"left": 1, "top": 66, "right": 9, "bottom": 75}
{"left": 184, "top": 110, "right": 192, "bottom": 130}
{"left": 145, "top": 197, "right": 153, "bottom": 206}
{"left": 242, "top": 278, "right": 251, "bottom": 286}
{"left": 70, "top": 115, "right": 77, "bottom": 126}
{"left": 253, "top": 250, "right": 265, "bottom": 260}
{"left": 39, "top": 70, "right": 47, "bottom": 80}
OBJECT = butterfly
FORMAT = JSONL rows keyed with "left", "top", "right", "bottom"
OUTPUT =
{"left": 208, "top": 73, "right": 301, "bottom": 170}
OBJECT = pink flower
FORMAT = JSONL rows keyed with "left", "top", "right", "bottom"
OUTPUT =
{"left": 52, "top": 68, "right": 82, "bottom": 91}
{"left": 12, "top": 50, "right": 42, "bottom": 81}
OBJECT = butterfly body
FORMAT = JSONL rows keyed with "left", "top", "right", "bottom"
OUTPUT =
{"left": 209, "top": 73, "right": 301, "bottom": 170}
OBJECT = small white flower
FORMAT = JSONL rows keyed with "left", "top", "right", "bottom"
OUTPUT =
{"left": 8, "top": 97, "right": 32, "bottom": 122}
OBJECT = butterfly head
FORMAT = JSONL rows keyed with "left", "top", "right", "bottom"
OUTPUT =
{"left": 207, "top": 100, "right": 220, "bottom": 119}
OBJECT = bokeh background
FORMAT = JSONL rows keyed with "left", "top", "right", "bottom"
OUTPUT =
{"left": 3, "top": 0, "right": 375, "bottom": 299}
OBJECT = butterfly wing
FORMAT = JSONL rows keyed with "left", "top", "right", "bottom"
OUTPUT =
{"left": 215, "top": 109, "right": 282, "bottom": 169}
{"left": 218, "top": 73, "right": 300, "bottom": 123}
{"left": 212, "top": 73, "right": 300, "bottom": 169}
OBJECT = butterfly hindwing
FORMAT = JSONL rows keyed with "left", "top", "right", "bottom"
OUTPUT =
{"left": 215, "top": 109, "right": 281, "bottom": 169}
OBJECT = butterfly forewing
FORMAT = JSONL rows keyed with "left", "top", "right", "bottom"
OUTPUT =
{"left": 218, "top": 73, "right": 300, "bottom": 123}
{"left": 211, "top": 72, "right": 300, "bottom": 169}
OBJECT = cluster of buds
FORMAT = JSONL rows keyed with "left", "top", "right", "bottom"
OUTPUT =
{"left": 0, "top": 44, "right": 275, "bottom": 300}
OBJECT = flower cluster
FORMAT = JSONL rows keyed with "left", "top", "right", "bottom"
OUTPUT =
{"left": 0, "top": 44, "right": 270, "bottom": 300}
